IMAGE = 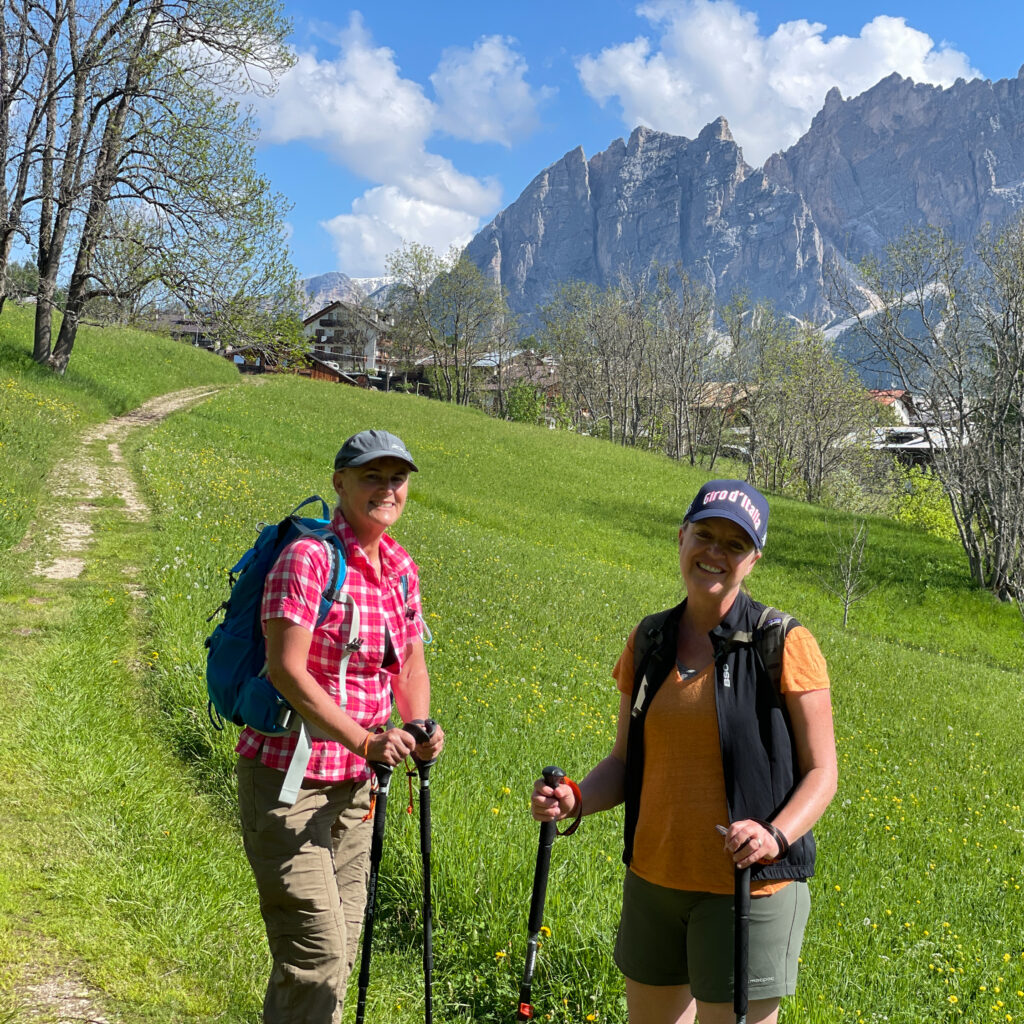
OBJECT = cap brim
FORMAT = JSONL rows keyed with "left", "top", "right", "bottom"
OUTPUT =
{"left": 337, "top": 449, "right": 418, "bottom": 471}
{"left": 686, "top": 508, "right": 762, "bottom": 549}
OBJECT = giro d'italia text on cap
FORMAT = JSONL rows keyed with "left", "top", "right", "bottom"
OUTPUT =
{"left": 683, "top": 479, "right": 769, "bottom": 549}
{"left": 334, "top": 430, "right": 418, "bottom": 472}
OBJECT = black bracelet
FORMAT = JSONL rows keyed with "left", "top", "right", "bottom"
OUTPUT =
{"left": 754, "top": 818, "right": 790, "bottom": 858}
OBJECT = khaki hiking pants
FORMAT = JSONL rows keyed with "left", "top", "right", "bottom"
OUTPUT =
{"left": 237, "top": 756, "right": 373, "bottom": 1024}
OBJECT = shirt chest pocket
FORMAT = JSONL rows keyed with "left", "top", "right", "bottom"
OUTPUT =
{"left": 316, "top": 595, "right": 374, "bottom": 666}
{"left": 318, "top": 583, "right": 407, "bottom": 673}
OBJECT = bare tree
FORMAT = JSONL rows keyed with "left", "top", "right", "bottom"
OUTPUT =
{"left": 832, "top": 221, "right": 1024, "bottom": 602}
{"left": 649, "top": 267, "right": 716, "bottom": 465}
{"left": 612, "top": 272, "right": 660, "bottom": 448}
{"left": 538, "top": 274, "right": 663, "bottom": 447}
{"left": 482, "top": 307, "right": 521, "bottom": 418}
{"left": 537, "top": 280, "right": 599, "bottom": 433}
{"left": 816, "top": 519, "right": 877, "bottom": 628}
{"left": 0, "top": 0, "right": 54, "bottom": 314}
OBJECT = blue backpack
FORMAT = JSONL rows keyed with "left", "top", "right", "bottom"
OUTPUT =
{"left": 205, "top": 496, "right": 345, "bottom": 737}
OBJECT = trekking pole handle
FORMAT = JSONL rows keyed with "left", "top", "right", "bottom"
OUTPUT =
{"left": 516, "top": 766, "right": 567, "bottom": 1022}
{"left": 526, "top": 765, "right": 565, "bottom": 935}
{"left": 369, "top": 759, "right": 395, "bottom": 793}
{"left": 405, "top": 717, "right": 440, "bottom": 769}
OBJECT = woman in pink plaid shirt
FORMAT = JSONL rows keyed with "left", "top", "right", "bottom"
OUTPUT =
{"left": 236, "top": 429, "right": 444, "bottom": 1024}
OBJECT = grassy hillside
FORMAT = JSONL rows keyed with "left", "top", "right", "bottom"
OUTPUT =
{"left": 2, "top": 317, "right": 1023, "bottom": 1024}
{"left": 0, "top": 304, "right": 239, "bottom": 555}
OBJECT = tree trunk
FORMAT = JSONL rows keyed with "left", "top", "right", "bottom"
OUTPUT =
{"left": 50, "top": 305, "right": 79, "bottom": 373}
{"left": 33, "top": 279, "right": 57, "bottom": 364}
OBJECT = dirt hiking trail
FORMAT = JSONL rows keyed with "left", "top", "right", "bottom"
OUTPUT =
{"left": 20, "top": 386, "right": 220, "bottom": 584}
{"left": 10, "top": 385, "right": 221, "bottom": 1023}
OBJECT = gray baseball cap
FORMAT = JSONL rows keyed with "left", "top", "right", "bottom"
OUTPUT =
{"left": 334, "top": 429, "right": 418, "bottom": 471}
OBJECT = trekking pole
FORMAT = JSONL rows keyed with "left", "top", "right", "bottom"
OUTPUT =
{"left": 516, "top": 765, "right": 565, "bottom": 1021}
{"left": 355, "top": 758, "right": 395, "bottom": 1024}
{"left": 404, "top": 718, "right": 440, "bottom": 1024}
{"left": 734, "top": 864, "right": 751, "bottom": 1024}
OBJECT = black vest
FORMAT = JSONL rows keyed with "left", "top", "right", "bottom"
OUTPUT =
{"left": 623, "top": 590, "right": 817, "bottom": 882}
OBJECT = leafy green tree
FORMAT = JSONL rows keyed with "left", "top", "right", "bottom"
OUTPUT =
{"left": 1, "top": 0, "right": 296, "bottom": 373}
{"left": 890, "top": 465, "right": 959, "bottom": 541}
{"left": 726, "top": 300, "right": 883, "bottom": 503}
{"left": 387, "top": 242, "right": 511, "bottom": 405}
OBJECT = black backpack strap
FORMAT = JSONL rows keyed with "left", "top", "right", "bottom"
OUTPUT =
{"left": 753, "top": 605, "right": 795, "bottom": 690}
{"left": 631, "top": 606, "right": 681, "bottom": 719}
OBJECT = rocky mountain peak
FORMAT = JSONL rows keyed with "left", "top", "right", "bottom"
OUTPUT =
{"left": 463, "top": 67, "right": 1024, "bottom": 334}
{"left": 699, "top": 115, "right": 735, "bottom": 144}
{"left": 821, "top": 86, "right": 844, "bottom": 116}
{"left": 302, "top": 271, "right": 394, "bottom": 316}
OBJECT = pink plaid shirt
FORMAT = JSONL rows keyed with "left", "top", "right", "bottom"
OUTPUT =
{"left": 236, "top": 509, "right": 424, "bottom": 784}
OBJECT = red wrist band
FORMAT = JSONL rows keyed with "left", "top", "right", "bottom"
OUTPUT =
{"left": 557, "top": 777, "right": 583, "bottom": 837}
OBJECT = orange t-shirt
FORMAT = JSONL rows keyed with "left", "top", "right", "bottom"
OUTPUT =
{"left": 613, "top": 624, "right": 829, "bottom": 895}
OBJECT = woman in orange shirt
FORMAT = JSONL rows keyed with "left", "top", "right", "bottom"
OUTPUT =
{"left": 532, "top": 480, "right": 837, "bottom": 1024}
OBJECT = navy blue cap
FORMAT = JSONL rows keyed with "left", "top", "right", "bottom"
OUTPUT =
{"left": 683, "top": 479, "right": 769, "bottom": 549}
{"left": 334, "top": 429, "right": 418, "bottom": 471}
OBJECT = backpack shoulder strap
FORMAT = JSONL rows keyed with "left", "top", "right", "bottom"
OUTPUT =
{"left": 291, "top": 521, "right": 347, "bottom": 625}
{"left": 631, "top": 607, "right": 678, "bottom": 719}
{"left": 754, "top": 605, "right": 795, "bottom": 690}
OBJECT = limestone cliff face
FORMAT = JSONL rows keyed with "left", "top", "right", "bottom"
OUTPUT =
{"left": 466, "top": 120, "right": 829, "bottom": 321}
{"left": 302, "top": 272, "right": 395, "bottom": 315}
{"left": 467, "top": 144, "right": 596, "bottom": 316}
{"left": 766, "top": 70, "right": 1024, "bottom": 264}
{"left": 465, "top": 69, "right": 1024, "bottom": 325}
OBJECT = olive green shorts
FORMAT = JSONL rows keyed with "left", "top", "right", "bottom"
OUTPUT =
{"left": 613, "top": 870, "right": 810, "bottom": 1002}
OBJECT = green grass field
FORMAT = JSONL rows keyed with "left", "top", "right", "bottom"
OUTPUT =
{"left": 0, "top": 303, "right": 238, "bottom": 554}
{"left": 2, "top": 307, "right": 1023, "bottom": 1024}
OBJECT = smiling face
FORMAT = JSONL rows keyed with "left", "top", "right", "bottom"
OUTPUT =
{"left": 678, "top": 516, "right": 762, "bottom": 606}
{"left": 333, "top": 456, "right": 411, "bottom": 542}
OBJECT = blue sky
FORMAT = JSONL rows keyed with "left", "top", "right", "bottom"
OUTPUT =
{"left": 251, "top": 1, "right": 1024, "bottom": 281}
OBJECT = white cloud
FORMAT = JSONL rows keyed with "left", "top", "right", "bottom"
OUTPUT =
{"left": 431, "top": 35, "right": 553, "bottom": 146}
{"left": 256, "top": 14, "right": 546, "bottom": 273}
{"left": 258, "top": 16, "right": 437, "bottom": 192}
{"left": 577, "top": 0, "right": 980, "bottom": 166}
{"left": 320, "top": 186, "right": 481, "bottom": 279}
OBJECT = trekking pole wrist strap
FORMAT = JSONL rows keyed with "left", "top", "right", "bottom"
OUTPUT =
{"left": 752, "top": 818, "right": 790, "bottom": 859}
{"left": 557, "top": 778, "right": 583, "bottom": 837}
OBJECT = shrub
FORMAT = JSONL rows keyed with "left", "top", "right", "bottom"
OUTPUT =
{"left": 505, "top": 381, "right": 545, "bottom": 424}
{"left": 889, "top": 464, "right": 959, "bottom": 541}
